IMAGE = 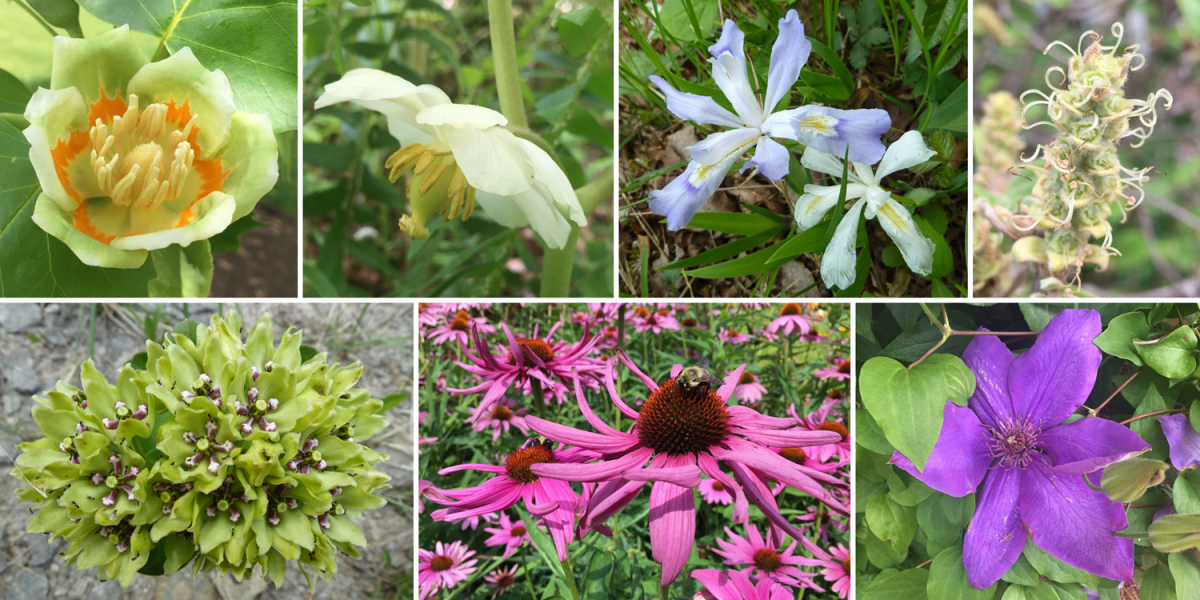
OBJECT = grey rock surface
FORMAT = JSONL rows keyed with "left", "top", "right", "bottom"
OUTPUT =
{"left": 0, "top": 304, "right": 414, "bottom": 600}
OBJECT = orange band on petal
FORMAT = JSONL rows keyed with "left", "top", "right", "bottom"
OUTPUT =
{"left": 162, "top": 98, "right": 201, "bottom": 150}
{"left": 175, "top": 208, "right": 195, "bottom": 229}
{"left": 50, "top": 131, "right": 90, "bottom": 202}
{"left": 88, "top": 87, "right": 128, "bottom": 126}
{"left": 72, "top": 201, "right": 116, "bottom": 245}
{"left": 194, "top": 158, "right": 228, "bottom": 197}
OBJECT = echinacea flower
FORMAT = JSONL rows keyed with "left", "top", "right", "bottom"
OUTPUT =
{"left": 699, "top": 478, "right": 734, "bottom": 505}
{"left": 428, "top": 309, "right": 496, "bottom": 345}
{"left": 630, "top": 308, "right": 681, "bottom": 333}
{"left": 789, "top": 405, "right": 850, "bottom": 463}
{"left": 890, "top": 310, "right": 1148, "bottom": 588}
{"left": 646, "top": 11, "right": 890, "bottom": 230}
{"left": 796, "top": 130, "right": 939, "bottom": 290}
{"left": 484, "top": 512, "right": 535, "bottom": 558}
{"left": 468, "top": 397, "right": 530, "bottom": 441}
{"left": 315, "top": 70, "right": 584, "bottom": 247}
{"left": 1159, "top": 414, "right": 1200, "bottom": 470}
{"left": 484, "top": 565, "right": 520, "bottom": 598}
{"left": 423, "top": 441, "right": 596, "bottom": 560}
{"left": 818, "top": 544, "right": 851, "bottom": 599}
{"left": 726, "top": 370, "right": 767, "bottom": 404}
{"left": 712, "top": 523, "right": 824, "bottom": 589}
{"left": 813, "top": 358, "right": 851, "bottom": 381}
{"left": 765, "top": 303, "right": 813, "bottom": 336}
{"left": 25, "top": 27, "right": 277, "bottom": 269}
{"left": 418, "top": 540, "right": 477, "bottom": 600}
{"left": 691, "top": 568, "right": 793, "bottom": 600}
{"left": 526, "top": 353, "right": 848, "bottom": 585}
{"left": 718, "top": 328, "right": 751, "bottom": 344}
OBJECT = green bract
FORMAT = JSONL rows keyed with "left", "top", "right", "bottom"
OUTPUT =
{"left": 23, "top": 26, "right": 278, "bottom": 270}
{"left": 13, "top": 312, "right": 390, "bottom": 588}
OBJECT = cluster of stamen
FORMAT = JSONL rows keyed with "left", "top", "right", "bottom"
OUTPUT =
{"left": 385, "top": 142, "right": 476, "bottom": 239}
{"left": 503, "top": 444, "right": 556, "bottom": 484}
{"left": 180, "top": 373, "right": 222, "bottom": 409}
{"left": 287, "top": 437, "right": 328, "bottom": 473}
{"left": 329, "top": 422, "right": 356, "bottom": 442}
{"left": 311, "top": 486, "right": 345, "bottom": 530}
{"left": 101, "top": 399, "right": 148, "bottom": 430}
{"left": 637, "top": 378, "right": 731, "bottom": 456}
{"left": 58, "top": 422, "right": 88, "bottom": 464}
{"left": 182, "top": 419, "right": 235, "bottom": 473}
{"left": 986, "top": 416, "right": 1043, "bottom": 469}
{"left": 204, "top": 475, "right": 248, "bottom": 522}
{"left": 89, "top": 95, "right": 196, "bottom": 209}
{"left": 71, "top": 392, "right": 88, "bottom": 409}
{"left": 90, "top": 453, "right": 140, "bottom": 507}
{"left": 152, "top": 480, "right": 193, "bottom": 515}
{"left": 234, "top": 385, "right": 279, "bottom": 434}
{"left": 264, "top": 484, "right": 301, "bottom": 526}
{"left": 97, "top": 516, "right": 137, "bottom": 554}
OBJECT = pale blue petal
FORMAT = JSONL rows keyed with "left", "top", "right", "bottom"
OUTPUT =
{"left": 740, "top": 136, "right": 790, "bottom": 180}
{"left": 685, "top": 128, "right": 761, "bottom": 166}
{"left": 649, "top": 75, "right": 744, "bottom": 129}
{"left": 647, "top": 157, "right": 739, "bottom": 231}
{"left": 710, "top": 52, "right": 763, "bottom": 127}
{"left": 707, "top": 19, "right": 746, "bottom": 68}
{"left": 762, "top": 10, "right": 812, "bottom": 112}
{"left": 763, "top": 105, "right": 890, "bottom": 165}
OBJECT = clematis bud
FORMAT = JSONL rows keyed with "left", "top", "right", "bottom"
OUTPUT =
{"left": 1100, "top": 457, "right": 1168, "bottom": 502}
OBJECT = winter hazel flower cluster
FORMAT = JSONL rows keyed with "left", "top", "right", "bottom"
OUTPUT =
{"left": 13, "top": 312, "right": 390, "bottom": 587}
{"left": 418, "top": 303, "right": 850, "bottom": 599}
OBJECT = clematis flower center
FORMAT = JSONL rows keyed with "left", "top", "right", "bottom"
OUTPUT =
{"left": 504, "top": 444, "right": 555, "bottom": 484}
{"left": 517, "top": 339, "right": 555, "bottom": 365}
{"left": 987, "top": 416, "right": 1043, "bottom": 469}
{"left": 818, "top": 421, "right": 848, "bottom": 441}
{"left": 637, "top": 378, "right": 731, "bottom": 456}
{"left": 752, "top": 548, "right": 783, "bottom": 572}
{"left": 89, "top": 95, "right": 195, "bottom": 210}
{"left": 386, "top": 142, "right": 476, "bottom": 240}
{"left": 780, "top": 303, "right": 802, "bottom": 316}
{"left": 430, "top": 556, "right": 454, "bottom": 572}
{"left": 780, "top": 447, "right": 807, "bottom": 464}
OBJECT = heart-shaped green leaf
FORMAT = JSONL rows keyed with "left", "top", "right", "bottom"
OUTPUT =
{"left": 1136, "top": 326, "right": 1198, "bottom": 379}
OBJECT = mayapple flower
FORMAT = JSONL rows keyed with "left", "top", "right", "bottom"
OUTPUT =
{"left": 795, "top": 131, "right": 938, "bottom": 290}
{"left": 314, "top": 69, "right": 585, "bottom": 248}
{"left": 14, "top": 312, "right": 391, "bottom": 587}
{"left": 23, "top": 26, "right": 278, "bottom": 269}
{"left": 647, "top": 10, "right": 890, "bottom": 230}
{"left": 1012, "top": 23, "right": 1172, "bottom": 286}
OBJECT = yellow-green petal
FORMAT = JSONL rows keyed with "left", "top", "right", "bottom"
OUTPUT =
{"left": 127, "top": 47, "right": 235, "bottom": 159}
{"left": 219, "top": 112, "right": 279, "bottom": 222}
{"left": 31, "top": 194, "right": 148, "bottom": 269}
{"left": 23, "top": 87, "right": 89, "bottom": 212}
{"left": 50, "top": 26, "right": 148, "bottom": 104}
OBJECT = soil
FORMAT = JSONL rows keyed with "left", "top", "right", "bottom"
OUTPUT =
{"left": 211, "top": 206, "right": 299, "bottom": 299}
{"left": 0, "top": 303, "right": 412, "bottom": 600}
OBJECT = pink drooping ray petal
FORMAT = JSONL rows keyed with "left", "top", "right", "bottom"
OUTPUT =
{"left": 727, "top": 405, "right": 799, "bottom": 429}
{"left": 617, "top": 349, "right": 659, "bottom": 392}
{"left": 960, "top": 330, "right": 1016, "bottom": 429}
{"left": 1040, "top": 416, "right": 1149, "bottom": 474}
{"left": 963, "top": 465, "right": 1025, "bottom": 589}
{"left": 526, "top": 416, "right": 639, "bottom": 454}
{"left": 728, "top": 459, "right": 830, "bottom": 562}
{"left": 669, "top": 363, "right": 684, "bottom": 379}
{"left": 583, "top": 477, "right": 646, "bottom": 533}
{"left": 531, "top": 478, "right": 578, "bottom": 560}
{"left": 531, "top": 446, "right": 653, "bottom": 482}
{"left": 691, "top": 568, "right": 794, "bottom": 600}
{"left": 889, "top": 400, "right": 993, "bottom": 497}
{"left": 699, "top": 453, "right": 748, "bottom": 525}
{"left": 520, "top": 483, "right": 561, "bottom": 516}
{"left": 501, "top": 322, "right": 525, "bottom": 365}
{"left": 1007, "top": 309, "right": 1101, "bottom": 426}
{"left": 430, "top": 480, "right": 525, "bottom": 521}
{"left": 648, "top": 456, "right": 697, "bottom": 586}
{"left": 439, "top": 463, "right": 506, "bottom": 475}
{"left": 602, "top": 359, "right": 642, "bottom": 420}
{"left": 570, "top": 368, "right": 624, "bottom": 436}
{"left": 624, "top": 458, "right": 702, "bottom": 487}
{"left": 737, "top": 428, "right": 841, "bottom": 448}
{"left": 714, "top": 445, "right": 848, "bottom": 515}
{"left": 715, "top": 363, "right": 745, "bottom": 400}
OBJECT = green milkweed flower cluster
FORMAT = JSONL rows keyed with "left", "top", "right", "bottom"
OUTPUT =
{"left": 12, "top": 312, "right": 391, "bottom": 587}
{"left": 1012, "top": 22, "right": 1172, "bottom": 289}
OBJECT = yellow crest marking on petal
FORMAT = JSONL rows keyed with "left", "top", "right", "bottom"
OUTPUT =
{"left": 878, "top": 201, "right": 909, "bottom": 232}
{"left": 796, "top": 114, "right": 838, "bottom": 137}
{"left": 692, "top": 137, "right": 760, "bottom": 183}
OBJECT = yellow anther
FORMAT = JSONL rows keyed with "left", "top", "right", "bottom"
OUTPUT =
{"left": 420, "top": 160, "right": 451, "bottom": 196}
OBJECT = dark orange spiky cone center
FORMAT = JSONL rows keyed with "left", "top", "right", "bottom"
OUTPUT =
{"left": 818, "top": 421, "right": 848, "bottom": 441}
{"left": 837, "top": 360, "right": 851, "bottom": 374}
{"left": 842, "top": 556, "right": 850, "bottom": 571}
{"left": 781, "top": 303, "right": 802, "bottom": 316}
{"left": 828, "top": 389, "right": 844, "bottom": 400}
{"left": 780, "top": 447, "right": 807, "bottom": 464}
{"left": 753, "top": 548, "right": 783, "bottom": 572}
{"left": 496, "top": 573, "right": 515, "bottom": 587}
{"left": 637, "top": 378, "right": 731, "bottom": 456}
{"left": 682, "top": 318, "right": 697, "bottom": 328}
{"left": 511, "top": 525, "right": 526, "bottom": 537}
{"left": 711, "top": 480, "right": 725, "bottom": 491}
{"left": 518, "top": 339, "right": 555, "bottom": 366}
{"left": 492, "top": 404, "right": 513, "bottom": 420}
{"left": 738, "top": 371, "right": 757, "bottom": 385}
{"left": 504, "top": 444, "right": 554, "bottom": 483}
{"left": 449, "top": 316, "right": 471, "bottom": 331}
{"left": 430, "top": 556, "right": 454, "bottom": 571}
{"left": 635, "top": 307, "right": 649, "bottom": 318}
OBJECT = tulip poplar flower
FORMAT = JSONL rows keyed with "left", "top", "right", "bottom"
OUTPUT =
{"left": 23, "top": 26, "right": 278, "bottom": 269}
{"left": 647, "top": 10, "right": 890, "bottom": 231}
{"left": 315, "top": 69, "right": 585, "bottom": 249}
{"left": 795, "top": 131, "right": 938, "bottom": 290}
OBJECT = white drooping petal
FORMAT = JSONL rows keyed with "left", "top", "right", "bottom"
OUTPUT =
{"left": 685, "top": 127, "right": 761, "bottom": 166}
{"left": 874, "top": 130, "right": 938, "bottom": 180}
{"left": 852, "top": 162, "right": 878, "bottom": 186}
{"left": 795, "top": 183, "right": 868, "bottom": 229}
{"left": 445, "top": 127, "right": 533, "bottom": 196}
{"left": 872, "top": 196, "right": 935, "bottom": 277}
{"left": 762, "top": 10, "right": 812, "bottom": 113}
{"left": 315, "top": 68, "right": 452, "bottom": 146}
{"left": 709, "top": 52, "right": 763, "bottom": 128}
{"left": 515, "top": 138, "right": 586, "bottom": 228}
{"left": 821, "top": 199, "right": 867, "bottom": 291}
{"left": 800, "top": 147, "right": 863, "bottom": 184}
{"left": 416, "top": 103, "right": 507, "bottom": 130}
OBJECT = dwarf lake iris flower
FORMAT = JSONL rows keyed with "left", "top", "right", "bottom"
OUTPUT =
{"left": 646, "top": 10, "right": 890, "bottom": 230}
{"left": 890, "top": 310, "right": 1148, "bottom": 588}
{"left": 797, "top": 130, "right": 938, "bottom": 290}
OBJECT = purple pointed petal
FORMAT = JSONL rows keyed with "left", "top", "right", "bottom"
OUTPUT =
{"left": 648, "top": 158, "right": 739, "bottom": 231}
{"left": 649, "top": 478, "right": 696, "bottom": 586}
{"left": 762, "top": 105, "right": 889, "bottom": 165}
{"left": 889, "top": 400, "right": 993, "bottom": 497}
{"left": 762, "top": 10, "right": 811, "bottom": 112}
{"left": 1041, "top": 417, "right": 1149, "bottom": 474}
{"left": 960, "top": 330, "right": 1015, "bottom": 429}
{"left": 1021, "top": 457, "right": 1134, "bottom": 585}
{"left": 1008, "top": 309, "right": 1101, "bottom": 425}
{"left": 740, "top": 136, "right": 790, "bottom": 181}
{"left": 963, "top": 466, "right": 1026, "bottom": 589}
{"left": 1160, "top": 414, "right": 1200, "bottom": 470}
{"left": 649, "top": 75, "right": 743, "bottom": 129}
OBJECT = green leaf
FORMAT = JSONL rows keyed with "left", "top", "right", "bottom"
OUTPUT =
{"left": 207, "top": 216, "right": 264, "bottom": 254}
{"left": 1130, "top": 383, "right": 1169, "bottom": 461}
{"left": 1101, "top": 458, "right": 1168, "bottom": 503}
{"left": 0, "top": 69, "right": 32, "bottom": 115}
{"left": 148, "top": 241, "right": 214, "bottom": 298}
{"left": 686, "top": 212, "right": 787, "bottom": 236}
{"left": 927, "top": 545, "right": 997, "bottom": 599}
{"left": 1135, "top": 325, "right": 1198, "bottom": 379}
{"left": 513, "top": 503, "right": 565, "bottom": 579}
{"left": 556, "top": 7, "right": 608, "bottom": 56}
{"left": 76, "top": 0, "right": 298, "bottom": 132}
{"left": 859, "top": 354, "right": 976, "bottom": 470}
{"left": 683, "top": 240, "right": 787, "bottom": 279}
{"left": 303, "top": 143, "right": 355, "bottom": 172}
{"left": 1140, "top": 563, "right": 1177, "bottom": 600}
{"left": 1094, "top": 312, "right": 1152, "bottom": 366}
{"left": 0, "top": 120, "right": 156, "bottom": 297}
{"left": 862, "top": 568, "right": 929, "bottom": 599}
{"left": 654, "top": 0, "right": 720, "bottom": 42}
{"left": 767, "top": 221, "right": 829, "bottom": 263}
{"left": 928, "top": 130, "right": 955, "bottom": 161}
{"left": 922, "top": 79, "right": 967, "bottom": 133}
{"left": 27, "top": 0, "right": 81, "bottom": 30}
{"left": 917, "top": 493, "right": 973, "bottom": 557}
{"left": 915, "top": 214, "right": 952, "bottom": 280}
{"left": 661, "top": 230, "right": 778, "bottom": 271}
{"left": 1175, "top": 470, "right": 1200, "bottom": 514}
{"left": 1000, "top": 555, "right": 1041, "bottom": 587}
{"left": 855, "top": 408, "right": 895, "bottom": 455}
{"left": 535, "top": 83, "right": 580, "bottom": 123}
{"left": 1169, "top": 551, "right": 1200, "bottom": 598}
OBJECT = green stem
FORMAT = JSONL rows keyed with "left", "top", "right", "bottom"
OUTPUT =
{"left": 14, "top": 0, "right": 59, "bottom": 37}
{"left": 659, "top": 582, "right": 669, "bottom": 600}
{"left": 561, "top": 556, "right": 581, "bottom": 600}
{"left": 519, "top": 543, "right": 537, "bottom": 600}
{"left": 539, "top": 171, "right": 613, "bottom": 297}
{"left": 487, "top": 0, "right": 527, "bottom": 128}
{"left": 532, "top": 378, "right": 546, "bottom": 421}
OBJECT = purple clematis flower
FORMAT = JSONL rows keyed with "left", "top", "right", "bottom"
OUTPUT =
{"left": 1160, "top": 414, "right": 1200, "bottom": 470}
{"left": 890, "top": 310, "right": 1148, "bottom": 588}
{"left": 646, "top": 10, "right": 890, "bottom": 230}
